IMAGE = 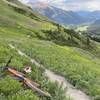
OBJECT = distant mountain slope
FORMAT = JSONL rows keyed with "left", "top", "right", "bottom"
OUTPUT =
{"left": 78, "top": 11, "right": 100, "bottom": 40}
{"left": 78, "top": 11, "right": 100, "bottom": 20}
{"left": 28, "top": 2, "right": 88, "bottom": 25}
{"left": 87, "top": 19, "right": 100, "bottom": 35}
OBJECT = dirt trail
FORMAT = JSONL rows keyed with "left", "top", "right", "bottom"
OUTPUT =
{"left": 9, "top": 44, "right": 91, "bottom": 100}
{"left": 45, "top": 70, "right": 91, "bottom": 100}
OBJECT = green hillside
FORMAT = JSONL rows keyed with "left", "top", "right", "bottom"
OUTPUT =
{"left": 87, "top": 19, "right": 100, "bottom": 42}
{"left": 88, "top": 19, "right": 100, "bottom": 35}
{"left": 0, "top": 0, "right": 100, "bottom": 100}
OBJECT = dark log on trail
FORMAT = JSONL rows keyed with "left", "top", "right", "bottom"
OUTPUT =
{"left": 5, "top": 67, "right": 51, "bottom": 97}
{"left": 24, "top": 78, "right": 51, "bottom": 97}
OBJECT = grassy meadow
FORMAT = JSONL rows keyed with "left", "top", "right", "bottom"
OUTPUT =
{"left": 0, "top": 0, "right": 100, "bottom": 100}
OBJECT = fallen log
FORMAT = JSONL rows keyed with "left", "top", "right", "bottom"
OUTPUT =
{"left": 24, "top": 78, "right": 40, "bottom": 87}
{"left": 5, "top": 67, "right": 51, "bottom": 97}
{"left": 3, "top": 57, "right": 51, "bottom": 97}
{"left": 24, "top": 78, "right": 51, "bottom": 97}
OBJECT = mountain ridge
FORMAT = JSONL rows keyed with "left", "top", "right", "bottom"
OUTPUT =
{"left": 27, "top": 1, "right": 89, "bottom": 25}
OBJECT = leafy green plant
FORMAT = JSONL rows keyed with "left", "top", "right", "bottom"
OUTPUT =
{"left": 0, "top": 76, "right": 22, "bottom": 96}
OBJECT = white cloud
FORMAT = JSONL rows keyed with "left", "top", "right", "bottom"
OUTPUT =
{"left": 19, "top": 0, "right": 100, "bottom": 11}
{"left": 18, "top": 0, "right": 29, "bottom": 3}
{"left": 52, "top": 0, "right": 100, "bottom": 11}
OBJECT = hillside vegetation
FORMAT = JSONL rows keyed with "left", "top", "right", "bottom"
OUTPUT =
{"left": 0, "top": 0, "right": 100, "bottom": 100}
{"left": 88, "top": 19, "right": 100, "bottom": 35}
{"left": 86, "top": 19, "right": 100, "bottom": 42}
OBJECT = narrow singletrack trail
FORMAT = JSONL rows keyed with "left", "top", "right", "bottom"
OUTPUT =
{"left": 9, "top": 44, "right": 91, "bottom": 100}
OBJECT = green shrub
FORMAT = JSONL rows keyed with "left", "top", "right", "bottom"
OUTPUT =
{"left": 7, "top": 90, "right": 39, "bottom": 100}
{"left": 0, "top": 76, "right": 22, "bottom": 96}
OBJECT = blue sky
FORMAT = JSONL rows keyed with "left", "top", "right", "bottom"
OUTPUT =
{"left": 19, "top": 0, "right": 100, "bottom": 11}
